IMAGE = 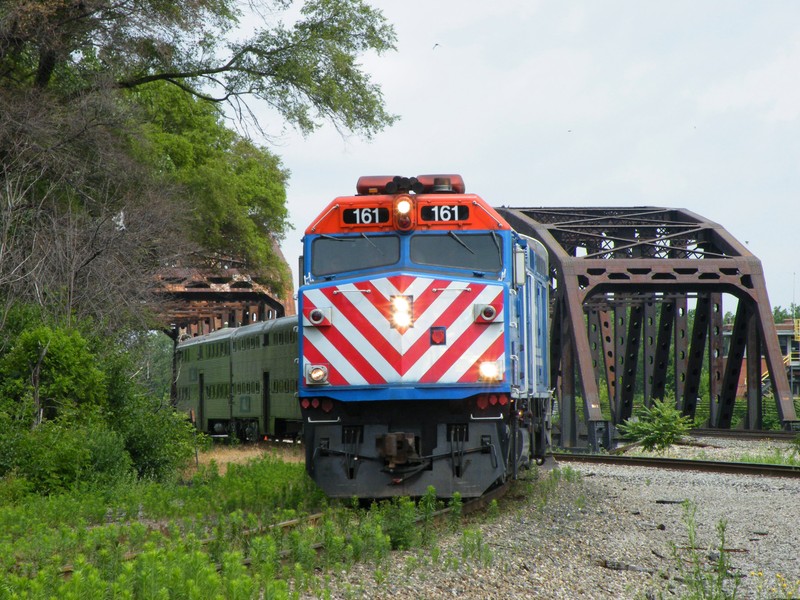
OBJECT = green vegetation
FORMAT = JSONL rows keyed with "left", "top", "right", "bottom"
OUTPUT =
{"left": 1, "top": 0, "right": 398, "bottom": 323}
{"left": 735, "top": 448, "right": 800, "bottom": 468}
{"left": 618, "top": 397, "right": 693, "bottom": 452}
{"left": 0, "top": 456, "right": 328, "bottom": 598}
{"left": 671, "top": 501, "right": 741, "bottom": 600}
{"left": 0, "top": 459, "right": 588, "bottom": 597}
{"left": 0, "top": 310, "right": 195, "bottom": 496}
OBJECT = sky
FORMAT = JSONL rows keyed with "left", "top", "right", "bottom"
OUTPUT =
{"left": 254, "top": 1, "right": 800, "bottom": 313}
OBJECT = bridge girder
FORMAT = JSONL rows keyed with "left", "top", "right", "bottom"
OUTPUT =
{"left": 496, "top": 206, "right": 799, "bottom": 449}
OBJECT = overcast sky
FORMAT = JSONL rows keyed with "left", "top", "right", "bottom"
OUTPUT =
{"left": 259, "top": 1, "right": 800, "bottom": 313}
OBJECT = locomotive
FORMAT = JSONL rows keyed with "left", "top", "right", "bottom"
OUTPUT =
{"left": 176, "top": 174, "right": 552, "bottom": 499}
{"left": 298, "top": 175, "right": 551, "bottom": 498}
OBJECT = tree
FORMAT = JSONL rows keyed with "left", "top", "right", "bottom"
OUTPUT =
{"left": 0, "top": 0, "right": 397, "bottom": 138}
{"left": 773, "top": 304, "right": 799, "bottom": 323}
{"left": 0, "top": 90, "right": 189, "bottom": 330}
{"left": 0, "top": 0, "right": 398, "bottom": 327}
{"left": 131, "top": 82, "right": 292, "bottom": 290}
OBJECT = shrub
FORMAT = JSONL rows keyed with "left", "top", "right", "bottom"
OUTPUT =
{"left": 379, "top": 496, "right": 418, "bottom": 550}
{"left": 0, "top": 325, "right": 107, "bottom": 424}
{"left": 112, "top": 393, "right": 195, "bottom": 482}
{"left": 618, "top": 397, "right": 692, "bottom": 452}
{"left": 4, "top": 418, "right": 135, "bottom": 494}
{"left": 0, "top": 309, "right": 195, "bottom": 492}
{"left": 14, "top": 419, "right": 92, "bottom": 494}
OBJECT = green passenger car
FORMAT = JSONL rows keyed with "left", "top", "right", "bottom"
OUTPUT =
{"left": 175, "top": 317, "right": 301, "bottom": 441}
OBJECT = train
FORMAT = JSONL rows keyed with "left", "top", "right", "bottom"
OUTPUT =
{"left": 176, "top": 174, "right": 552, "bottom": 498}
{"left": 175, "top": 317, "right": 302, "bottom": 442}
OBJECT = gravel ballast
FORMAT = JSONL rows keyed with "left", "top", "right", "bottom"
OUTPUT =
{"left": 304, "top": 437, "right": 800, "bottom": 599}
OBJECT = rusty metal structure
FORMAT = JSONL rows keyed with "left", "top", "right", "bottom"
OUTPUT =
{"left": 153, "top": 267, "right": 292, "bottom": 336}
{"left": 496, "top": 206, "right": 799, "bottom": 450}
{"left": 152, "top": 264, "right": 293, "bottom": 406}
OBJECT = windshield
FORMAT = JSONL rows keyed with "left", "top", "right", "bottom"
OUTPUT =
{"left": 311, "top": 235, "right": 400, "bottom": 276}
{"left": 410, "top": 233, "right": 503, "bottom": 274}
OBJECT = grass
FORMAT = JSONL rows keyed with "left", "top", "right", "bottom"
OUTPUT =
{"left": 0, "top": 444, "right": 592, "bottom": 600}
{"left": 0, "top": 451, "right": 326, "bottom": 598}
{"left": 736, "top": 448, "right": 800, "bottom": 467}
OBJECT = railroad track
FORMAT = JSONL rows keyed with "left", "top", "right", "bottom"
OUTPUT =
{"left": 551, "top": 452, "right": 800, "bottom": 478}
{"left": 689, "top": 428, "right": 799, "bottom": 441}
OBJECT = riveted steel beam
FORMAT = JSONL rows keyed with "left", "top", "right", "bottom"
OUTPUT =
{"left": 496, "top": 206, "right": 798, "bottom": 449}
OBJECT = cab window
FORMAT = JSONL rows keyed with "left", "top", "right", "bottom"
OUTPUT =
{"left": 410, "top": 232, "right": 503, "bottom": 274}
{"left": 311, "top": 234, "right": 400, "bottom": 276}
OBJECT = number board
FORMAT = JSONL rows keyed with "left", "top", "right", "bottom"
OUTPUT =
{"left": 420, "top": 204, "right": 469, "bottom": 222}
{"left": 342, "top": 207, "right": 390, "bottom": 225}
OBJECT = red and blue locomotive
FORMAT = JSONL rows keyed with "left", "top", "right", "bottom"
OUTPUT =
{"left": 298, "top": 174, "right": 551, "bottom": 498}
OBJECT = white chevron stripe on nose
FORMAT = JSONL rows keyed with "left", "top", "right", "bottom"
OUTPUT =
{"left": 440, "top": 325, "right": 506, "bottom": 382}
{"left": 303, "top": 287, "right": 400, "bottom": 382}
{"left": 303, "top": 277, "right": 505, "bottom": 385}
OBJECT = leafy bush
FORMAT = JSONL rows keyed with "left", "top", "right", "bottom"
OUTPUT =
{"left": 1, "top": 417, "right": 134, "bottom": 494}
{"left": 0, "top": 310, "right": 195, "bottom": 493}
{"left": 14, "top": 419, "right": 92, "bottom": 493}
{"left": 0, "top": 325, "right": 107, "bottom": 424}
{"left": 112, "top": 393, "right": 195, "bottom": 482}
{"left": 618, "top": 397, "right": 692, "bottom": 452}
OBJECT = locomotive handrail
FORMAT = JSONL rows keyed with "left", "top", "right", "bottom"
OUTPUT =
{"left": 470, "top": 200, "right": 505, "bottom": 229}
{"left": 306, "top": 416, "right": 342, "bottom": 424}
{"left": 308, "top": 203, "right": 340, "bottom": 233}
{"left": 433, "top": 286, "right": 472, "bottom": 293}
{"left": 332, "top": 289, "right": 371, "bottom": 294}
{"left": 469, "top": 413, "right": 504, "bottom": 421}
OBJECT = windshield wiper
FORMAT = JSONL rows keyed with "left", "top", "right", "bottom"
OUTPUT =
{"left": 491, "top": 231, "right": 500, "bottom": 253}
{"left": 449, "top": 231, "right": 475, "bottom": 254}
{"left": 361, "top": 233, "right": 381, "bottom": 253}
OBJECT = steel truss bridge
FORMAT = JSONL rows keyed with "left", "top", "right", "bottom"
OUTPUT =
{"left": 496, "top": 206, "right": 799, "bottom": 450}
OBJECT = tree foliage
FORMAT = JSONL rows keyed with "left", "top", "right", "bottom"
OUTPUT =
{"left": 0, "top": 0, "right": 397, "bottom": 137}
{"left": 1, "top": 0, "right": 398, "bottom": 327}
{"left": 0, "top": 89, "right": 189, "bottom": 330}
{"left": 772, "top": 303, "right": 799, "bottom": 323}
{"left": 132, "top": 82, "right": 292, "bottom": 289}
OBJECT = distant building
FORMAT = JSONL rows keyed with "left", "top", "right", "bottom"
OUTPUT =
{"left": 724, "top": 319, "right": 800, "bottom": 397}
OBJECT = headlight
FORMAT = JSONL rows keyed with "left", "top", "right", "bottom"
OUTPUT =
{"left": 395, "top": 198, "right": 412, "bottom": 215}
{"left": 306, "top": 364, "right": 329, "bottom": 384}
{"left": 393, "top": 196, "right": 415, "bottom": 231}
{"left": 390, "top": 295, "right": 413, "bottom": 329}
{"left": 478, "top": 361, "right": 502, "bottom": 381}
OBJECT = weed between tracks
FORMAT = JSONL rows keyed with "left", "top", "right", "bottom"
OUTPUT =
{"left": 1, "top": 453, "right": 584, "bottom": 599}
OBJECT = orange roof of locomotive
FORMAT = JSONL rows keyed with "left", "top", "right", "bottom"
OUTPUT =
{"left": 305, "top": 192, "right": 512, "bottom": 235}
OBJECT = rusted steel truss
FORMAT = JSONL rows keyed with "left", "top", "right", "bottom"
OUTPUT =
{"left": 496, "top": 207, "right": 799, "bottom": 449}
{"left": 152, "top": 267, "right": 289, "bottom": 337}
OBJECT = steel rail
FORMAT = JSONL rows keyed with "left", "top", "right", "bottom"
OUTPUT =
{"left": 551, "top": 453, "right": 800, "bottom": 478}
{"left": 689, "top": 428, "right": 799, "bottom": 442}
